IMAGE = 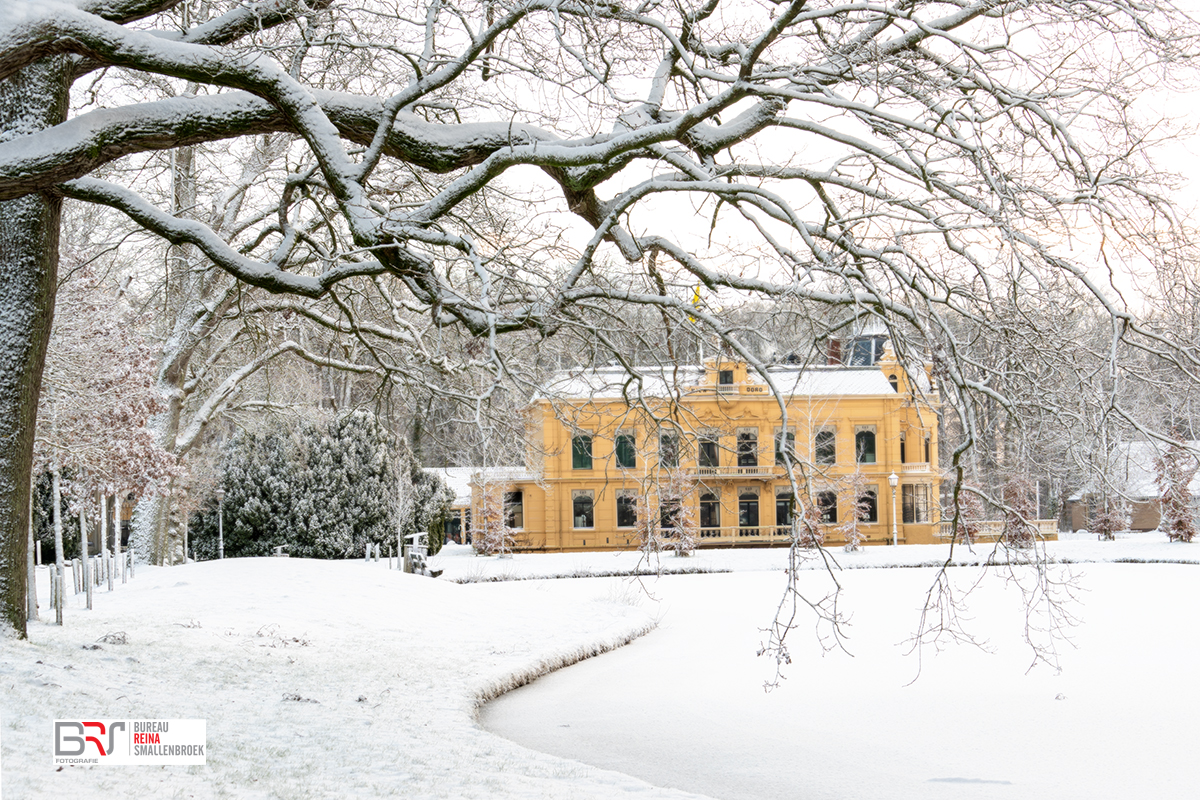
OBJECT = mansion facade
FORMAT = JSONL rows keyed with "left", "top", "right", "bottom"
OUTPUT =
{"left": 452, "top": 340, "right": 949, "bottom": 551}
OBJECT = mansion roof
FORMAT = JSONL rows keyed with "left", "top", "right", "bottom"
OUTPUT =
{"left": 534, "top": 364, "right": 907, "bottom": 402}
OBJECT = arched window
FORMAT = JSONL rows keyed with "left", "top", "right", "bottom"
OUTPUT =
{"left": 888, "top": 374, "right": 899, "bottom": 392}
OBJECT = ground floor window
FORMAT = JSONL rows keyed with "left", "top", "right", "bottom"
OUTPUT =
{"left": 505, "top": 491, "right": 524, "bottom": 529}
{"left": 817, "top": 490, "right": 838, "bottom": 524}
{"left": 616, "top": 490, "right": 637, "bottom": 528}
{"left": 572, "top": 490, "right": 595, "bottom": 528}
{"left": 775, "top": 490, "right": 794, "bottom": 527}
{"left": 700, "top": 492, "right": 721, "bottom": 535}
{"left": 861, "top": 489, "right": 878, "bottom": 523}
{"left": 902, "top": 484, "right": 931, "bottom": 523}
{"left": 660, "top": 499, "right": 682, "bottom": 536}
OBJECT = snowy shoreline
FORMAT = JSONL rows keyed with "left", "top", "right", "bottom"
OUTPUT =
{"left": 430, "top": 530, "right": 1200, "bottom": 583}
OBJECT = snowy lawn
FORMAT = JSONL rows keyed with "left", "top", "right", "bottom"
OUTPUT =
{"left": 3, "top": 533, "right": 1197, "bottom": 800}
{"left": 1, "top": 559, "right": 700, "bottom": 799}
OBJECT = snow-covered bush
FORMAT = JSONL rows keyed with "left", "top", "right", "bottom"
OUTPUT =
{"left": 1002, "top": 474, "right": 1038, "bottom": 548}
{"left": 836, "top": 470, "right": 874, "bottom": 552}
{"left": 944, "top": 486, "right": 986, "bottom": 545}
{"left": 1091, "top": 501, "right": 1130, "bottom": 542}
{"left": 403, "top": 467, "right": 455, "bottom": 556}
{"left": 471, "top": 481, "right": 517, "bottom": 556}
{"left": 190, "top": 411, "right": 402, "bottom": 559}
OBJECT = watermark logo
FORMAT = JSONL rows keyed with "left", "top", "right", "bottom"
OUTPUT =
{"left": 53, "top": 720, "right": 205, "bottom": 765}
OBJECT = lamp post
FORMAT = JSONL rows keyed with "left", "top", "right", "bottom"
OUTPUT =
{"left": 216, "top": 487, "right": 226, "bottom": 560}
{"left": 888, "top": 472, "right": 899, "bottom": 546}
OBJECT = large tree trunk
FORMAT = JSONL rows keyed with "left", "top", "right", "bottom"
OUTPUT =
{"left": 133, "top": 144, "right": 197, "bottom": 566}
{"left": 0, "top": 59, "right": 68, "bottom": 639}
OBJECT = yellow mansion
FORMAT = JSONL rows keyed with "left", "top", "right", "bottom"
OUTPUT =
{"left": 459, "top": 337, "right": 950, "bottom": 550}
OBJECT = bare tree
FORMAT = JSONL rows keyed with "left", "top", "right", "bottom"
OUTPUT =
{"left": 32, "top": 262, "right": 174, "bottom": 621}
{"left": 2, "top": 0, "right": 1199, "bottom": 641}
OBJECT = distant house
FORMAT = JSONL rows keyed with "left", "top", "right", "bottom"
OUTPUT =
{"left": 1067, "top": 441, "right": 1200, "bottom": 531}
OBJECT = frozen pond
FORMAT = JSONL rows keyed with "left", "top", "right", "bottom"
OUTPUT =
{"left": 480, "top": 565, "right": 1200, "bottom": 800}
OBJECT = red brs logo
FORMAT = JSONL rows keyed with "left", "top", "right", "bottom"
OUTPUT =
{"left": 54, "top": 721, "right": 125, "bottom": 757}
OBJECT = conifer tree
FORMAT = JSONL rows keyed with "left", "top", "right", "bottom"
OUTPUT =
{"left": 1155, "top": 441, "right": 1198, "bottom": 543}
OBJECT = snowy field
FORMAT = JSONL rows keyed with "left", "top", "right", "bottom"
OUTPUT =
{"left": 2, "top": 533, "right": 1197, "bottom": 799}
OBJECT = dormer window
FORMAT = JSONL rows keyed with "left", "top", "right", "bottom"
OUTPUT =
{"left": 827, "top": 334, "right": 889, "bottom": 366}
{"left": 719, "top": 369, "right": 734, "bottom": 385}
{"left": 889, "top": 374, "right": 899, "bottom": 392}
{"left": 849, "top": 336, "right": 888, "bottom": 366}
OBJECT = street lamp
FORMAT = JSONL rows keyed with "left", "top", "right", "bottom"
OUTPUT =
{"left": 888, "top": 472, "right": 899, "bottom": 546}
{"left": 216, "top": 487, "right": 226, "bottom": 559}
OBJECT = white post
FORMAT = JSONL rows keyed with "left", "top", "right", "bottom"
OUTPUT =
{"left": 216, "top": 488, "right": 225, "bottom": 559}
{"left": 99, "top": 493, "right": 109, "bottom": 589}
{"left": 889, "top": 472, "right": 899, "bottom": 547}
{"left": 80, "top": 506, "right": 92, "bottom": 609}
{"left": 114, "top": 492, "right": 124, "bottom": 583}
{"left": 52, "top": 466, "right": 65, "bottom": 624}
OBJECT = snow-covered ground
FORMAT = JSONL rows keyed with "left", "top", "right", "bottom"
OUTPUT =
{"left": 2, "top": 559, "right": 688, "bottom": 799}
{"left": 2, "top": 532, "right": 1196, "bottom": 799}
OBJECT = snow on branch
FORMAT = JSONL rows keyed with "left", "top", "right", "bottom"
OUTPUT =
{"left": 61, "top": 178, "right": 391, "bottom": 297}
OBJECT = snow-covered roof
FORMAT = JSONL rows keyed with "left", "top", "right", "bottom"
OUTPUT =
{"left": 533, "top": 364, "right": 900, "bottom": 401}
{"left": 535, "top": 366, "right": 705, "bottom": 400}
{"left": 1069, "top": 441, "right": 1200, "bottom": 501}
{"left": 470, "top": 466, "right": 535, "bottom": 486}
{"left": 424, "top": 466, "right": 536, "bottom": 506}
{"left": 765, "top": 366, "right": 895, "bottom": 396}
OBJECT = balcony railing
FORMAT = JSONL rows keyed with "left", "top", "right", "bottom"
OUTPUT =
{"left": 936, "top": 519, "right": 1058, "bottom": 540}
{"left": 689, "top": 383, "right": 770, "bottom": 397}
{"left": 699, "top": 526, "right": 791, "bottom": 541}
{"left": 693, "top": 465, "right": 778, "bottom": 479}
{"left": 900, "top": 462, "right": 931, "bottom": 474}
